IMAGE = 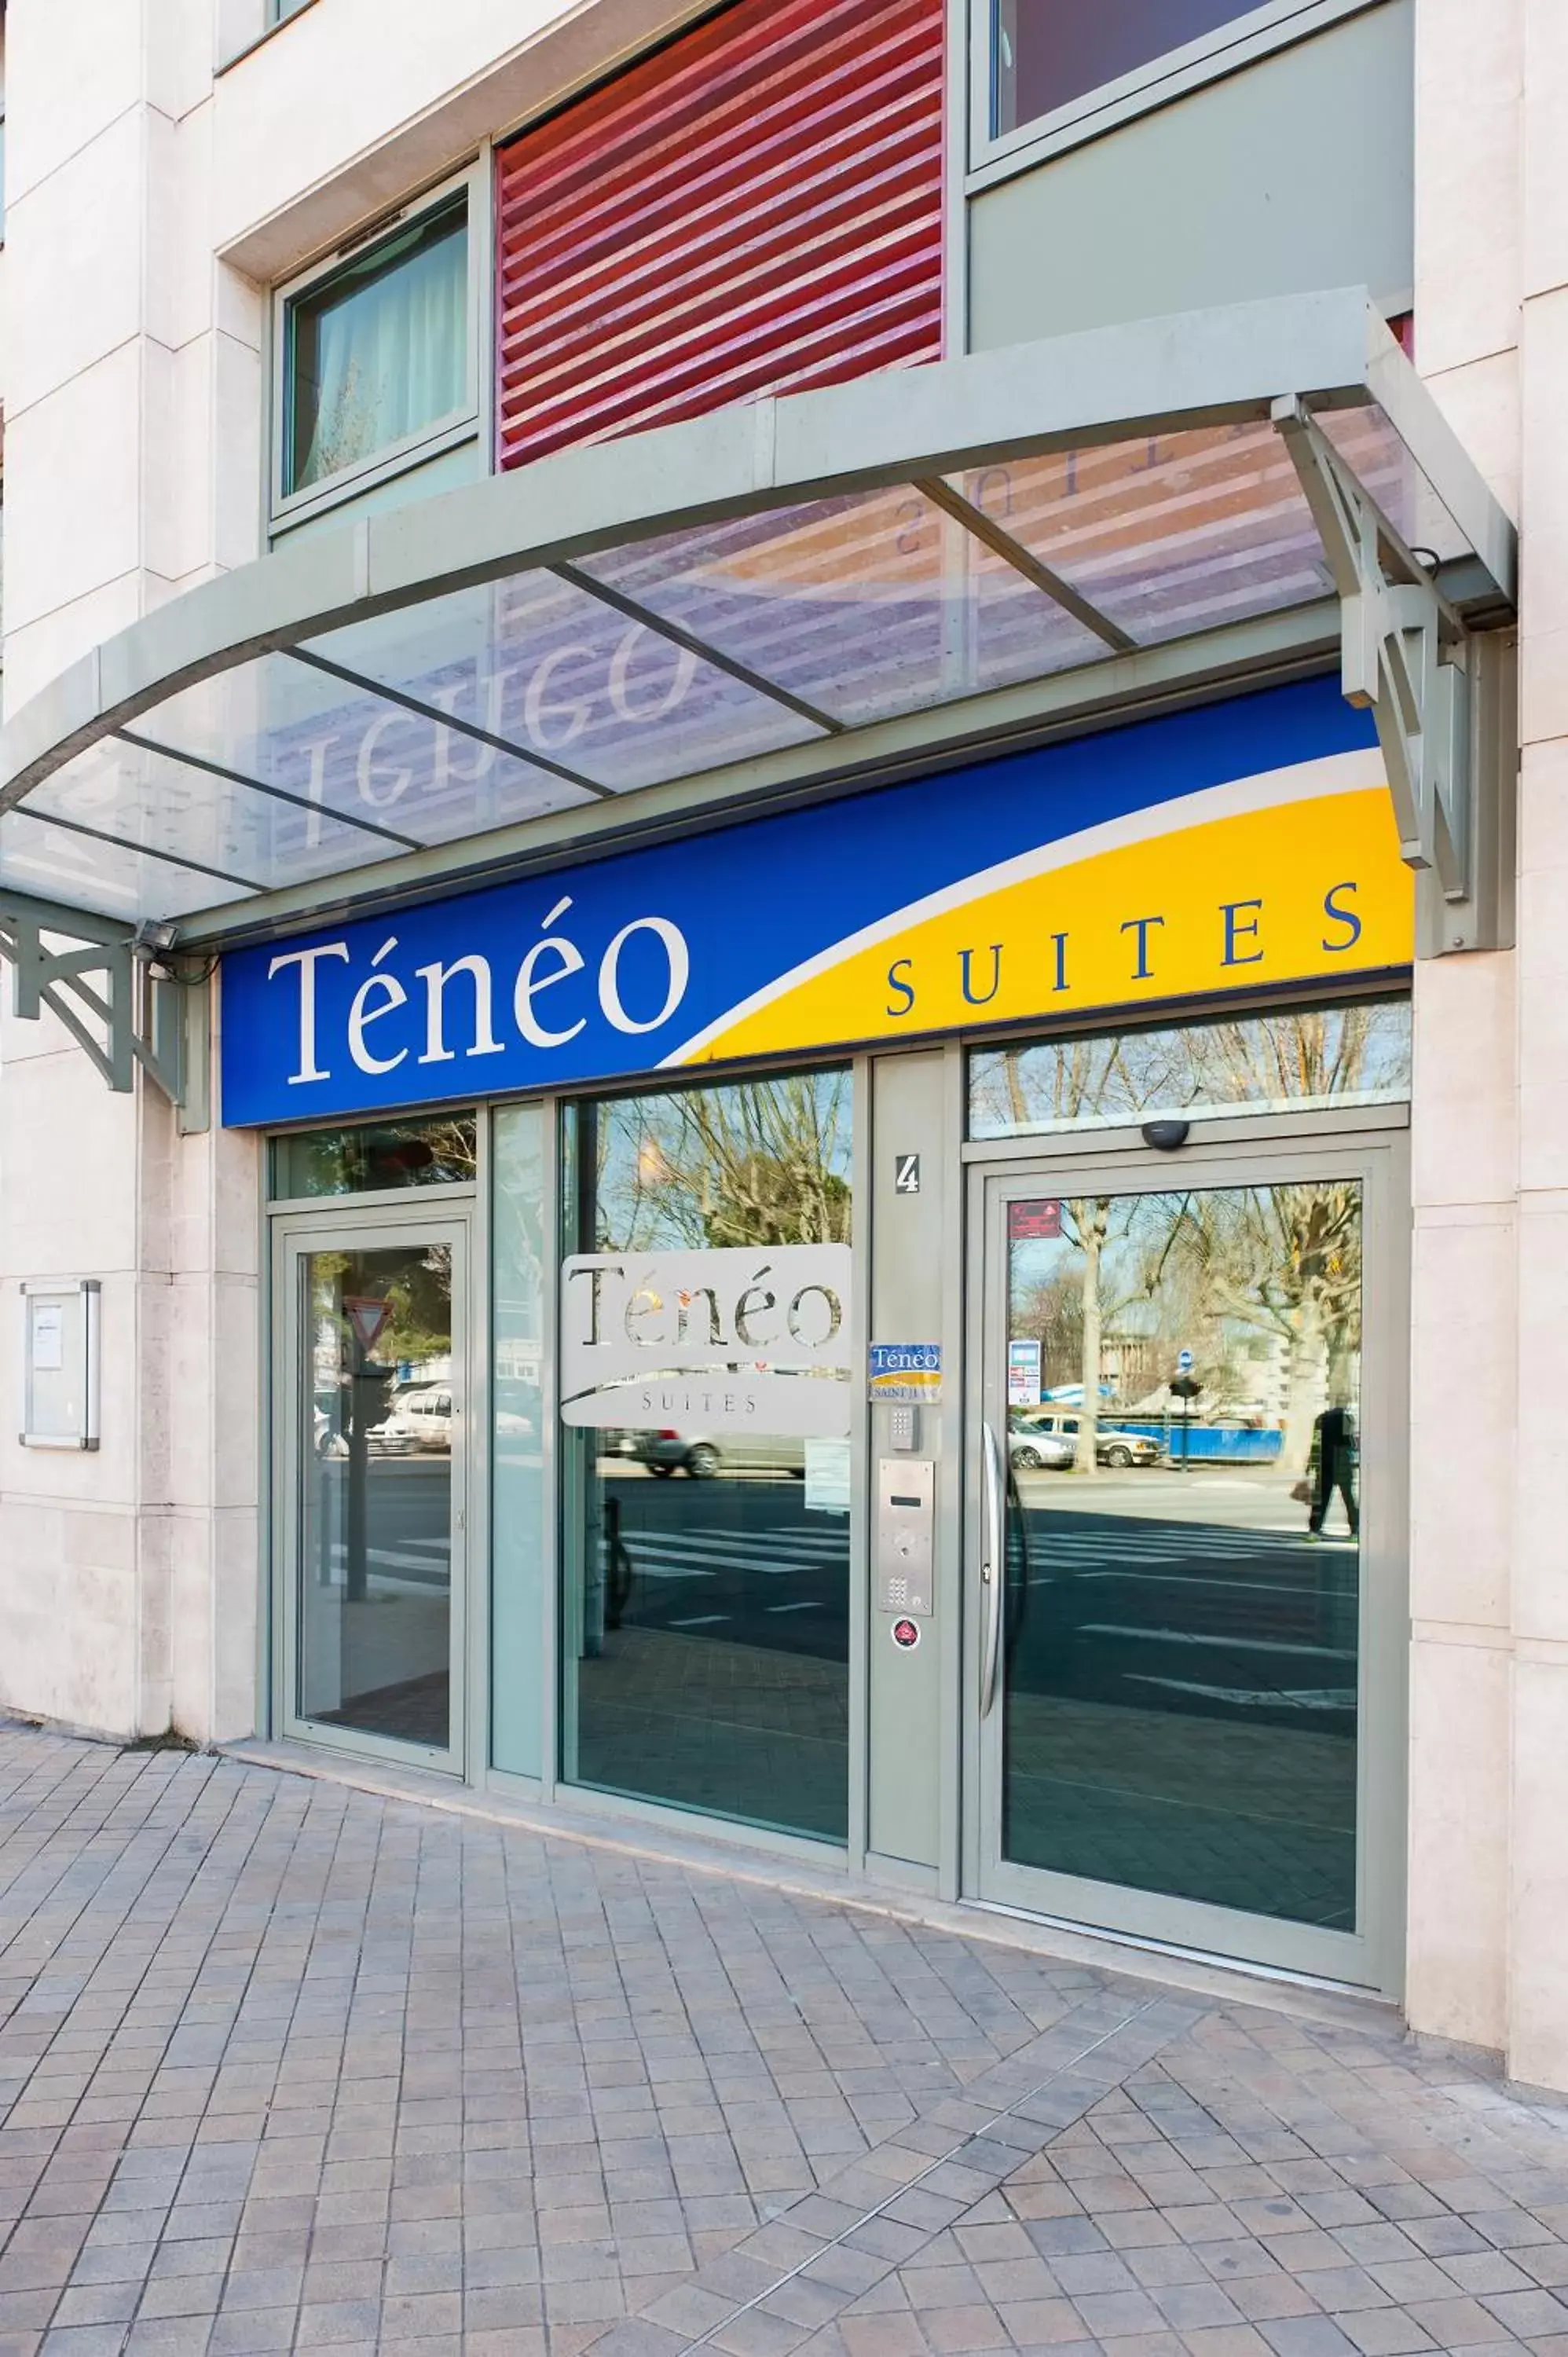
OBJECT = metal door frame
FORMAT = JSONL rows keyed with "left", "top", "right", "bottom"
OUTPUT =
{"left": 271, "top": 1199, "right": 476, "bottom": 1777}
{"left": 961, "top": 1120, "right": 1410, "bottom": 1996}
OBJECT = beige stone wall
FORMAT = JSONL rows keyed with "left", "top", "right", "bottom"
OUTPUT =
{"left": 1405, "top": 0, "right": 1521, "bottom": 2048}
{"left": 0, "top": 0, "right": 724, "bottom": 1747}
{"left": 1508, "top": 0, "right": 1568, "bottom": 2092}
{"left": 1408, "top": 0, "right": 1568, "bottom": 2091}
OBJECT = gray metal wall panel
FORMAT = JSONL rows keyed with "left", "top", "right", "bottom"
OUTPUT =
{"left": 967, "top": 2, "right": 1413, "bottom": 351}
{"left": 866, "top": 1050, "right": 954, "bottom": 1870}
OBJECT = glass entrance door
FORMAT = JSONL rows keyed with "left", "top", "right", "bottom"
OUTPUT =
{"left": 277, "top": 1215, "right": 468, "bottom": 1769}
{"left": 969, "top": 1138, "right": 1404, "bottom": 1986}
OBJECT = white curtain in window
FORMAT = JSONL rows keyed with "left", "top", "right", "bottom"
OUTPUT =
{"left": 292, "top": 213, "right": 467, "bottom": 493}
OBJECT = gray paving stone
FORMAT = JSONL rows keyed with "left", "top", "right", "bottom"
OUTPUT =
{"left": 4, "top": 1732, "right": 1568, "bottom": 2357}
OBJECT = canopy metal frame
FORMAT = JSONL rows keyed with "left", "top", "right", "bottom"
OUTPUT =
{"left": 0, "top": 890, "right": 203, "bottom": 1119}
{"left": 1274, "top": 395, "right": 1479, "bottom": 943}
{"left": 0, "top": 288, "right": 1519, "bottom": 1101}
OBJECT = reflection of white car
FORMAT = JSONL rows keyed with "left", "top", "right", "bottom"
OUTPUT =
{"left": 379, "top": 1387, "right": 454, "bottom": 1452}
{"left": 1014, "top": 1409, "right": 1163, "bottom": 1469}
{"left": 313, "top": 1402, "right": 415, "bottom": 1459}
{"left": 633, "top": 1431, "right": 806, "bottom": 1479}
{"left": 1008, "top": 1426, "right": 1074, "bottom": 1472}
{"left": 493, "top": 1382, "right": 537, "bottom": 1442}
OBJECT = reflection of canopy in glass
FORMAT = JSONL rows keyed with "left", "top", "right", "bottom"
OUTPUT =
{"left": 0, "top": 290, "right": 1515, "bottom": 935}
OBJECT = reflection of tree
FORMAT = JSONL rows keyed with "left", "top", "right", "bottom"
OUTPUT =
{"left": 311, "top": 1244, "right": 452, "bottom": 1378}
{"left": 1187, "top": 1005, "right": 1396, "bottom": 1109}
{"left": 1005, "top": 1042, "right": 1155, "bottom": 1475}
{"left": 1010, "top": 1181, "right": 1362, "bottom": 1471}
{"left": 1176, "top": 1186, "right": 1361, "bottom": 1473}
{"left": 285, "top": 1115, "right": 476, "bottom": 1197}
{"left": 423, "top": 1118, "right": 478, "bottom": 1183}
{"left": 976, "top": 1001, "right": 1409, "bottom": 1137}
{"left": 595, "top": 1072, "right": 852, "bottom": 1252}
{"left": 301, "top": 354, "right": 374, "bottom": 486}
{"left": 494, "top": 1113, "right": 546, "bottom": 1383}
{"left": 1064, "top": 1197, "right": 1111, "bottom": 1472}
{"left": 991, "top": 1009, "right": 1385, "bottom": 1468}
{"left": 1013, "top": 1266, "right": 1083, "bottom": 1395}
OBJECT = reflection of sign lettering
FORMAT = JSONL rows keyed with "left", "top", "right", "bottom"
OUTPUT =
{"left": 560, "top": 1245, "right": 853, "bottom": 1435}
{"left": 870, "top": 1343, "right": 942, "bottom": 1404}
{"left": 310, "top": 626, "right": 700, "bottom": 818}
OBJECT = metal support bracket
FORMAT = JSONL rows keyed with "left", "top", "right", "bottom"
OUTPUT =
{"left": 1273, "top": 396, "right": 1500, "bottom": 953}
{"left": 0, "top": 892, "right": 207, "bottom": 1122}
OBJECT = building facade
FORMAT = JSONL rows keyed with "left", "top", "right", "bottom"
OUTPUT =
{"left": 0, "top": 0, "right": 1552, "bottom": 2084}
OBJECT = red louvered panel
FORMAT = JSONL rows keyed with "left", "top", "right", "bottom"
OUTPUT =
{"left": 496, "top": 0, "right": 944, "bottom": 471}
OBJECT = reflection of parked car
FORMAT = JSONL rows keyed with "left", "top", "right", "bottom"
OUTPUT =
{"left": 493, "top": 1380, "right": 535, "bottom": 1442}
{"left": 366, "top": 1420, "right": 416, "bottom": 1457}
{"left": 378, "top": 1386, "right": 454, "bottom": 1451}
{"left": 1007, "top": 1424, "right": 1074, "bottom": 1472}
{"left": 633, "top": 1430, "right": 805, "bottom": 1479}
{"left": 313, "top": 1401, "right": 416, "bottom": 1458}
{"left": 1013, "top": 1409, "right": 1163, "bottom": 1468}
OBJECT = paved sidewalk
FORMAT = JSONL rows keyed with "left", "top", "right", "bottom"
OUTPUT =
{"left": 4, "top": 1727, "right": 1568, "bottom": 2357}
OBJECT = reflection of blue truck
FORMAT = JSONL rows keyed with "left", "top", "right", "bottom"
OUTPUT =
{"left": 1131, "top": 1421, "right": 1283, "bottom": 1464}
{"left": 1034, "top": 1390, "right": 1284, "bottom": 1464}
{"left": 1023, "top": 1408, "right": 1284, "bottom": 1464}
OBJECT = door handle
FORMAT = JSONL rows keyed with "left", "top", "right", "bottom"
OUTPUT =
{"left": 980, "top": 1420, "right": 1005, "bottom": 1721}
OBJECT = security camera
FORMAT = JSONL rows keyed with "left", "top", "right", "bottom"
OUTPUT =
{"left": 1141, "top": 1119, "right": 1191, "bottom": 1153}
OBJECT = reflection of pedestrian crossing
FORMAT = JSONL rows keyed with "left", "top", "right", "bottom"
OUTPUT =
{"left": 1020, "top": 1517, "right": 1352, "bottom": 1586}
{"left": 328, "top": 1537, "right": 451, "bottom": 1583}
{"left": 618, "top": 1524, "right": 848, "bottom": 1637}
{"left": 1080, "top": 1623, "right": 1350, "bottom": 1661}
{"left": 1131, "top": 1677, "right": 1354, "bottom": 1711}
{"left": 625, "top": 1527, "right": 848, "bottom": 1583}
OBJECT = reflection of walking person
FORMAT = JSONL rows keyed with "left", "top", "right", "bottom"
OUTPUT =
{"left": 1307, "top": 1402, "right": 1359, "bottom": 1538}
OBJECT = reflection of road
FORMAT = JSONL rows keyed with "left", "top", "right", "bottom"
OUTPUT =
{"left": 1017, "top": 1465, "right": 1306, "bottom": 1530}
{"left": 317, "top": 1457, "right": 852, "bottom": 1660}
{"left": 603, "top": 1469, "right": 849, "bottom": 1663}
{"left": 1009, "top": 1468, "right": 1358, "bottom": 1728}
{"left": 318, "top": 1459, "right": 452, "bottom": 1593}
{"left": 319, "top": 1457, "right": 1356, "bottom": 1717}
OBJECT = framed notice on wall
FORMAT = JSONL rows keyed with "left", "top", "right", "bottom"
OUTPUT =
{"left": 20, "top": 1281, "right": 101, "bottom": 1450}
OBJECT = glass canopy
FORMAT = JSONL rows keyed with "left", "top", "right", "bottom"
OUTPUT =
{"left": 0, "top": 295, "right": 1516, "bottom": 933}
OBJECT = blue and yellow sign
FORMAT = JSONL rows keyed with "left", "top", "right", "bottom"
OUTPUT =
{"left": 220, "top": 680, "right": 1412, "bottom": 1127}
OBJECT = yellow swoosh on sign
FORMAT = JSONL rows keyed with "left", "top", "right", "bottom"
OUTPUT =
{"left": 678, "top": 786, "right": 1412, "bottom": 1066}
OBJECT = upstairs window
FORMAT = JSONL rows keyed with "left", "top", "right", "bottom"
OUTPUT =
{"left": 277, "top": 178, "right": 475, "bottom": 519}
{"left": 984, "top": 0, "right": 1374, "bottom": 163}
{"left": 995, "top": 0, "right": 1260, "bottom": 134}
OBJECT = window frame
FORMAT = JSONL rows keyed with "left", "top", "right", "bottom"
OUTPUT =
{"left": 966, "top": 0, "right": 1389, "bottom": 192}
{"left": 269, "top": 160, "right": 485, "bottom": 535}
{"left": 217, "top": 0, "right": 319, "bottom": 76}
